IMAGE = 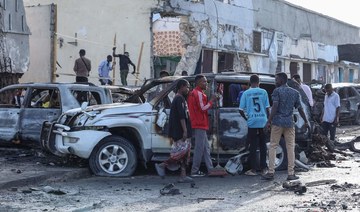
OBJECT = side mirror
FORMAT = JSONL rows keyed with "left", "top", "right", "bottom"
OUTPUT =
{"left": 81, "top": 102, "right": 88, "bottom": 110}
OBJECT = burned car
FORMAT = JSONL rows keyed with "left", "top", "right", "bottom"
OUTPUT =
{"left": 0, "top": 83, "right": 112, "bottom": 144}
{"left": 41, "top": 73, "right": 313, "bottom": 177}
{"left": 312, "top": 83, "right": 360, "bottom": 125}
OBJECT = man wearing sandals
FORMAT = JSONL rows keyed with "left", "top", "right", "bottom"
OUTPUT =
{"left": 239, "top": 74, "right": 270, "bottom": 176}
{"left": 155, "top": 79, "right": 193, "bottom": 183}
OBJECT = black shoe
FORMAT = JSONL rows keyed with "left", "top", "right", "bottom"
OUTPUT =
{"left": 261, "top": 173, "right": 274, "bottom": 180}
{"left": 287, "top": 175, "right": 299, "bottom": 181}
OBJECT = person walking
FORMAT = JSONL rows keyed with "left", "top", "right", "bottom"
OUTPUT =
{"left": 73, "top": 49, "right": 91, "bottom": 82}
{"left": 98, "top": 55, "right": 113, "bottom": 85}
{"left": 239, "top": 74, "right": 270, "bottom": 176}
{"left": 112, "top": 47, "right": 136, "bottom": 86}
{"left": 187, "top": 74, "right": 216, "bottom": 177}
{"left": 321, "top": 83, "right": 340, "bottom": 141}
{"left": 154, "top": 79, "right": 193, "bottom": 183}
{"left": 292, "top": 74, "right": 314, "bottom": 107}
{"left": 263, "top": 72, "right": 309, "bottom": 181}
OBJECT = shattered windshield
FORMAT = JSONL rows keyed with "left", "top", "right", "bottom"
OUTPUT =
{"left": 144, "top": 82, "right": 173, "bottom": 102}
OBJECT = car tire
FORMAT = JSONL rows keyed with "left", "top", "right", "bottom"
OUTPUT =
{"left": 267, "top": 138, "right": 288, "bottom": 171}
{"left": 89, "top": 136, "right": 137, "bottom": 177}
{"left": 354, "top": 109, "right": 360, "bottom": 125}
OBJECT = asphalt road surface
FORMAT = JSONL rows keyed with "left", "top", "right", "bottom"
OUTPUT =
{"left": 0, "top": 125, "right": 359, "bottom": 211}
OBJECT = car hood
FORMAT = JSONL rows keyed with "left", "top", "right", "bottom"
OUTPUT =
{"left": 63, "top": 102, "right": 153, "bottom": 116}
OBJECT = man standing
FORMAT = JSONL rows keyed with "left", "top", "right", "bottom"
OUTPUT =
{"left": 112, "top": 47, "right": 136, "bottom": 86}
{"left": 321, "top": 83, "right": 340, "bottom": 141}
{"left": 154, "top": 79, "right": 193, "bottom": 183}
{"left": 98, "top": 55, "right": 113, "bottom": 85}
{"left": 239, "top": 74, "right": 270, "bottom": 176}
{"left": 263, "top": 72, "right": 309, "bottom": 181}
{"left": 73, "top": 49, "right": 91, "bottom": 82}
{"left": 188, "top": 75, "right": 216, "bottom": 177}
{"left": 292, "top": 74, "right": 314, "bottom": 107}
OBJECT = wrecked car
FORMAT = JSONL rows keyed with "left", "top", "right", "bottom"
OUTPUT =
{"left": 312, "top": 83, "right": 360, "bottom": 125}
{"left": 100, "top": 85, "right": 140, "bottom": 103}
{"left": 0, "top": 83, "right": 112, "bottom": 144}
{"left": 41, "top": 73, "right": 313, "bottom": 177}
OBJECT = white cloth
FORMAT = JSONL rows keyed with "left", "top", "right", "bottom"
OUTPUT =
{"left": 300, "top": 83, "right": 314, "bottom": 106}
{"left": 322, "top": 92, "right": 340, "bottom": 123}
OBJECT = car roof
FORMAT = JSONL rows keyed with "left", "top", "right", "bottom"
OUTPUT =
{"left": 331, "top": 83, "right": 359, "bottom": 88}
{"left": 1, "top": 82, "right": 103, "bottom": 90}
{"left": 147, "top": 72, "right": 275, "bottom": 84}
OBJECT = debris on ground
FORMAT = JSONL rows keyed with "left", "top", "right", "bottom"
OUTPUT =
{"left": 197, "top": 197, "right": 225, "bottom": 203}
{"left": 160, "top": 183, "right": 181, "bottom": 196}
{"left": 282, "top": 181, "right": 307, "bottom": 195}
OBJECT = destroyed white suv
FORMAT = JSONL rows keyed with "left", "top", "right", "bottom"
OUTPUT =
{"left": 41, "top": 74, "right": 313, "bottom": 177}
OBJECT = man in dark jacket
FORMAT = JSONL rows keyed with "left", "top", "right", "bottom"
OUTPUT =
{"left": 112, "top": 47, "right": 136, "bottom": 86}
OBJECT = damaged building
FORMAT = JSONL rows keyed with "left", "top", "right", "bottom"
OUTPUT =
{"left": 23, "top": 0, "right": 360, "bottom": 84}
{"left": 0, "top": 0, "right": 30, "bottom": 89}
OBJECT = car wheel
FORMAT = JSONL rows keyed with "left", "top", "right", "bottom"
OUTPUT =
{"left": 267, "top": 138, "right": 288, "bottom": 171}
{"left": 354, "top": 109, "right": 360, "bottom": 125}
{"left": 350, "top": 137, "right": 360, "bottom": 153}
{"left": 89, "top": 136, "right": 137, "bottom": 177}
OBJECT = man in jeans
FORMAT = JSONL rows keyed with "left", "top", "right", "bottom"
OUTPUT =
{"left": 263, "top": 72, "right": 309, "bottom": 181}
{"left": 239, "top": 74, "right": 270, "bottom": 176}
{"left": 321, "top": 84, "right": 340, "bottom": 141}
{"left": 188, "top": 74, "right": 216, "bottom": 177}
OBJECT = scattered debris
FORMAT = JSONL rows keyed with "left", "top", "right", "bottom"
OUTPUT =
{"left": 282, "top": 181, "right": 307, "bottom": 195}
{"left": 197, "top": 197, "right": 225, "bottom": 203}
{"left": 305, "top": 179, "right": 337, "bottom": 187}
{"left": 160, "top": 183, "right": 181, "bottom": 196}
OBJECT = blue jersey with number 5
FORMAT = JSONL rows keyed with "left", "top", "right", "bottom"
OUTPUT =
{"left": 239, "top": 87, "right": 270, "bottom": 128}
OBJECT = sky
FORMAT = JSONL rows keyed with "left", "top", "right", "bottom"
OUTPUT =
{"left": 285, "top": 0, "right": 360, "bottom": 27}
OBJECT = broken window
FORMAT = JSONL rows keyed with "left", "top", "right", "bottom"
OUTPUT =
{"left": 218, "top": 52, "right": 234, "bottom": 73}
{"left": 202, "top": 49, "right": 213, "bottom": 73}
{"left": 0, "top": 87, "right": 27, "bottom": 107}
{"left": 71, "top": 90, "right": 101, "bottom": 106}
{"left": 28, "top": 89, "right": 61, "bottom": 109}
{"left": 253, "top": 31, "right": 262, "bottom": 53}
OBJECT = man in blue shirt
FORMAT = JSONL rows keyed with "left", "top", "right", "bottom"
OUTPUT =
{"left": 98, "top": 55, "right": 113, "bottom": 85}
{"left": 263, "top": 72, "right": 309, "bottom": 181}
{"left": 239, "top": 74, "right": 270, "bottom": 176}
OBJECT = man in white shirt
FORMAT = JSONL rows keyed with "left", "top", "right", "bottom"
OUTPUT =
{"left": 321, "top": 84, "right": 340, "bottom": 141}
{"left": 292, "top": 74, "right": 313, "bottom": 107}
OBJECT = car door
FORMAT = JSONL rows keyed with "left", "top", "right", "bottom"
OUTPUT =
{"left": 216, "top": 81, "right": 248, "bottom": 151}
{"left": 20, "top": 88, "right": 62, "bottom": 142}
{"left": 0, "top": 86, "right": 27, "bottom": 142}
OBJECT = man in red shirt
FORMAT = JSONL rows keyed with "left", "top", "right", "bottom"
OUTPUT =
{"left": 188, "top": 75, "right": 216, "bottom": 177}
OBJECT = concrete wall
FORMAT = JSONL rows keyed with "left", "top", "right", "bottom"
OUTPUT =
{"left": 20, "top": 4, "right": 52, "bottom": 83}
{"left": 254, "top": 0, "right": 360, "bottom": 45}
{"left": 0, "top": 0, "right": 30, "bottom": 74}
{"left": 24, "top": 0, "right": 158, "bottom": 85}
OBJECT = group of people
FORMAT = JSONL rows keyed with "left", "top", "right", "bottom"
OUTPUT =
{"left": 154, "top": 72, "right": 340, "bottom": 182}
{"left": 73, "top": 48, "right": 136, "bottom": 86}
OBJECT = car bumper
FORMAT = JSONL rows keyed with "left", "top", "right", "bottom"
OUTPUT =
{"left": 43, "top": 122, "right": 111, "bottom": 159}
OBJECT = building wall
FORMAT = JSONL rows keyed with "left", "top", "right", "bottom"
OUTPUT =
{"left": 20, "top": 4, "right": 53, "bottom": 83}
{"left": 0, "top": 0, "right": 30, "bottom": 74}
{"left": 24, "top": 0, "right": 158, "bottom": 85}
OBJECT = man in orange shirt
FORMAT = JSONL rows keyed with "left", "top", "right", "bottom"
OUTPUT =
{"left": 188, "top": 74, "right": 216, "bottom": 177}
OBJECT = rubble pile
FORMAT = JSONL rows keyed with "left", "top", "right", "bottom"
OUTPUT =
{"left": 306, "top": 134, "right": 336, "bottom": 167}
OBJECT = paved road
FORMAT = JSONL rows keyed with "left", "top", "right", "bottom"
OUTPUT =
{"left": 0, "top": 125, "right": 359, "bottom": 211}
